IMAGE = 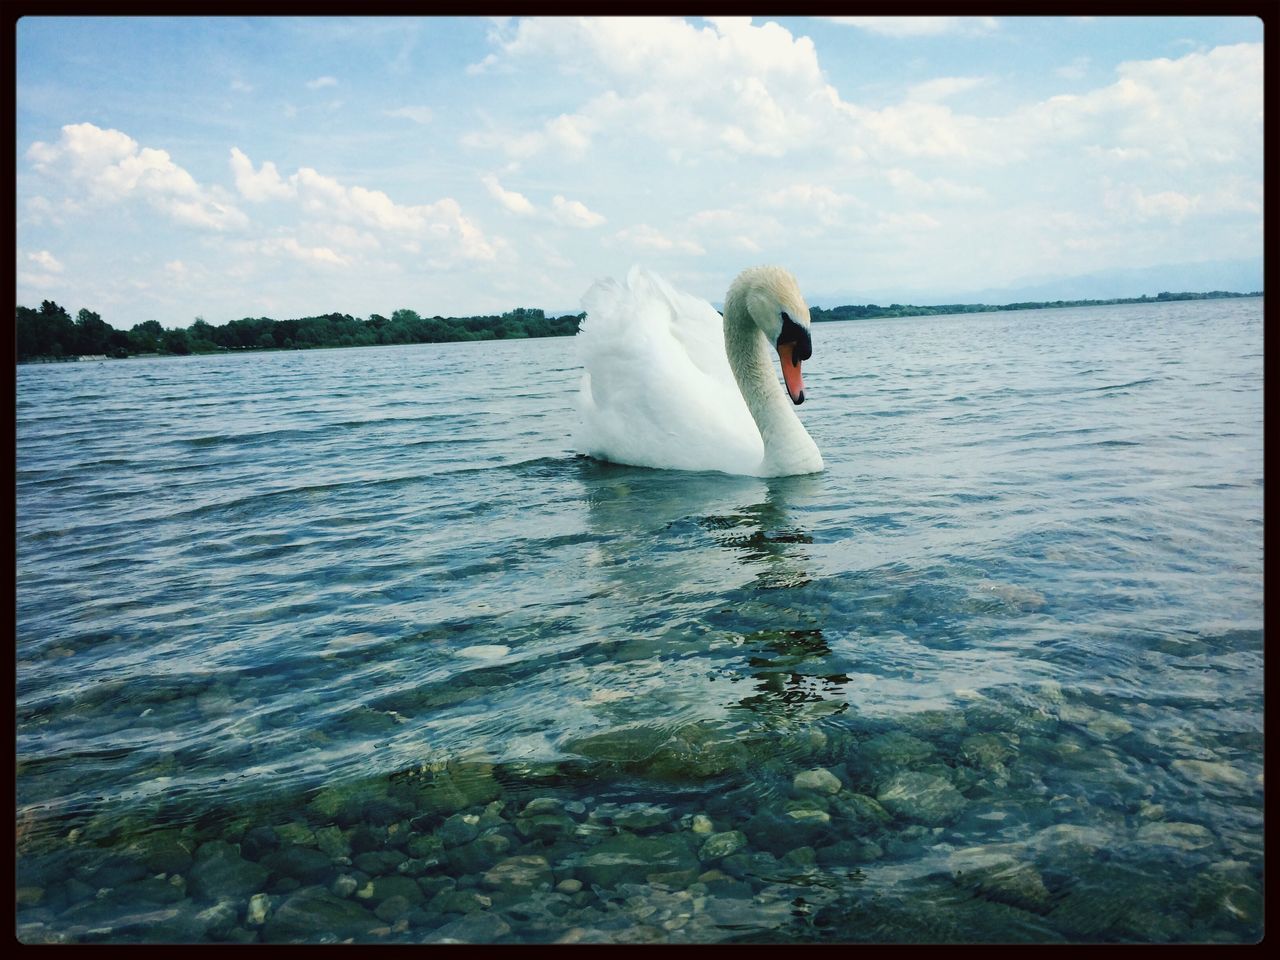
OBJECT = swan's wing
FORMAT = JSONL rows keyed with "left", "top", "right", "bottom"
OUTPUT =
{"left": 575, "top": 267, "right": 763, "bottom": 474}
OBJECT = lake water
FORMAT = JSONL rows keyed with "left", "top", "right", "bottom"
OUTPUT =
{"left": 16, "top": 297, "right": 1263, "bottom": 943}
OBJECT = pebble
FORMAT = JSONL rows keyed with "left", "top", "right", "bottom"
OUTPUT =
{"left": 792, "top": 768, "right": 843, "bottom": 796}
{"left": 246, "top": 893, "right": 271, "bottom": 927}
{"left": 876, "top": 772, "right": 967, "bottom": 826}
{"left": 698, "top": 831, "right": 747, "bottom": 863}
{"left": 15, "top": 703, "right": 1263, "bottom": 946}
{"left": 1136, "top": 821, "right": 1216, "bottom": 851}
{"left": 1171, "top": 759, "right": 1250, "bottom": 788}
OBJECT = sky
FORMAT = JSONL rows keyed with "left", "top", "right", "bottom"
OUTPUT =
{"left": 15, "top": 15, "right": 1265, "bottom": 327}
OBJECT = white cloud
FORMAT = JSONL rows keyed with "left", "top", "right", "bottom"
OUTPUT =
{"left": 906, "top": 76, "right": 986, "bottom": 103}
{"left": 385, "top": 105, "right": 434, "bottom": 124}
{"left": 1055, "top": 56, "right": 1091, "bottom": 81}
{"left": 306, "top": 76, "right": 338, "bottom": 90}
{"left": 230, "top": 78, "right": 254, "bottom": 93}
{"left": 878, "top": 211, "right": 941, "bottom": 231}
{"left": 821, "top": 17, "right": 999, "bottom": 38}
{"left": 551, "top": 194, "right": 606, "bottom": 228}
{"left": 481, "top": 174, "right": 536, "bottom": 216}
{"left": 257, "top": 236, "right": 350, "bottom": 266}
{"left": 883, "top": 168, "right": 987, "bottom": 202}
{"left": 1015, "top": 43, "right": 1262, "bottom": 168}
{"left": 27, "top": 123, "right": 248, "bottom": 230}
{"left": 613, "top": 224, "right": 704, "bottom": 255}
{"left": 763, "top": 184, "right": 863, "bottom": 226}
{"left": 229, "top": 147, "right": 294, "bottom": 202}
{"left": 27, "top": 250, "right": 64, "bottom": 273}
{"left": 468, "top": 17, "right": 833, "bottom": 160}
{"left": 846, "top": 101, "right": 989, "bottom": 159}
{"left": 466, "top": 53, "right": 500, "bottom": 75}
{"left": 1104, "top": 184, "right": 1200, "bottom": 224}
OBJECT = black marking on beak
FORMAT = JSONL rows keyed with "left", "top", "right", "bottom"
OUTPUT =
{"left": 777, "top": 312, "right": 812, "bottom": 361}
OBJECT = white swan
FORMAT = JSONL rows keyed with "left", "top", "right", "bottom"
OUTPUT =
{"left": 574, "top": 265, "right": 823, "bottom": 477}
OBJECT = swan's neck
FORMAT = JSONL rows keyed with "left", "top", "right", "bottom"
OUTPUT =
{"left": 723, "top": 302, "right": 822, "bottom": 476}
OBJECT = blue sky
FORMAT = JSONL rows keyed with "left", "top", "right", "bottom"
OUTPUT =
{"left": 16, "top": 15, "right": 1264, "bottom": 326}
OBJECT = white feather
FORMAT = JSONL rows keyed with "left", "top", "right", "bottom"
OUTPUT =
{"left": 573, "top": 266, "right": 822, "bottom": 477}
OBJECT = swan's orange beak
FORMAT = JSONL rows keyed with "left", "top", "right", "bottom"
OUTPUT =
{"left": 778, "top": 342, "right": 806, "bottom": 405}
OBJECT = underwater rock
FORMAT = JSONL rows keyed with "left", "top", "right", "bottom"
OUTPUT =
{"left": 1028, "top": 823, "right": 1110, "bottom": 859}
{"left": 362, "top": 875, "right": 425, "bottom": 907}
{"left": 313, "top": 825, "right": 349, "bottom": 860}
{"left": 260, "top": 887, "right": 378, "bottom": 943}
{"left": 246, "top": 892, "right": 271, "bottom": 927}
{"left": 948, "top": 845, "right": 1050, "bottom": 911}
{"left": 564, "top": 726, "right": 670, "bottom": 764}
{"left": 859, "top": 731, "right": 937, "bottom": 771}
{"left": 574, "top": 835, "right": 698, "bottom": 889}
{"left": 431, "top": 888, "right": 493, "bottom": 914}
{"left": 697, "top": 831, "right": 748, "bottom": 863}
{"left": 792, "top": 767, "right": 843, "bottom": 796}
{"left": 194, "top": 899, "right": 240, "bottom": 940}
{"left": 959, "top": 733, "right": 1017, "bottom": 771}
{"left": 481, "top": 855, "right": 555, "bottom": 896}
{"left": 437, "top": 812, "right": 481, "bottom": 848}
{"left": 876, "top": 772, "right": 967, "bottom": 825}
{"left": 127, "top": 830, "right": 197, "bottom": 875}
{"left": 262, "top": 845, "right": 334, "bottom": 885}
{"left": 447, "top": 831, "right": 511, "bottom": 875}
{"left": 373, "top": 894, "right": 413, "bottom": 922}
{"left": 188, "top": 841, "right": 270, "bottom": 901}
{"left": 306, "top": 781, "right": 390, "bottom": 827}
{"left": 1171, "top": 759, "right": 1250, "bottom": 789}
{"left": 1135, "top": 821, "right": 1215, "bottom": 851}
{"left": 428, "top": 911, "right": 511, "bottom": 943}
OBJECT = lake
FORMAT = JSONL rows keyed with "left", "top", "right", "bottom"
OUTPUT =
{"left": 16, "top": 296, "right": 1263, "bottom": 943}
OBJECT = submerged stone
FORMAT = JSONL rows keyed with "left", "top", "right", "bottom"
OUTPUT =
{"left": 246, "top": 893, "right": 272, "bottom": 927}
{"left": 1136, "top": 821, "right": 1216, "bottom": 851}
{"left": 860, "top": 731, "right": 937, "bottom": 769}
{"left": 260, "top": 887, "right": 378, "bottom": 943}
{"left": 481, "top": 855, "right": 554, "bottom": 896}
{"left": 1171, "top": 759, "right": 1250, "bottom": 789}
{"left": 188, "top": 841, "right": 270, "bottom": 901}
{"left": 793, "top": 767, "right": 843, "bottom": 796}
{"left": 262, "top": 844, "right": 334, "bottom": 885}
{"left": 959, "top": 733, "right": 1017, "bottom": 770}
{"left": 876, "top": 772, "right": 966, "bottom": 825}
{"left": 429, "top": 911, "right": 511, "bottom": 944}
{"left": 574, "top": 835, "right": 698, "bottom": 889}
{"left": 127, "top": 830, "right": 197, "bottom": 875}
{"left": 949, "top": 845, "right": 1050, "bottom": 911}
{"left": 698, "top": 831, "right": 748, "bottom": 863}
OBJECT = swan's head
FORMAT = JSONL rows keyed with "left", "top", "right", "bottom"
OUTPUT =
{"left": 730, "top": 265, "right": 813, "bottom": 405}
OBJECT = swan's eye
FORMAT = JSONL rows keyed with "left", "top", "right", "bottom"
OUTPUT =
{"left": 780, "top": 312, "right": 791, "bottom": 324}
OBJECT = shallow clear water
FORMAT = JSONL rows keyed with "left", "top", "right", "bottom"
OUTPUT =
{"left": 16, "top": 298, "right": 1263, "bottom": 943}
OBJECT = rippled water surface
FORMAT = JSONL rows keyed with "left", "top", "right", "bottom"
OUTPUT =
{"left": 16, "top": 298, "right": 1263, "bottom": 943}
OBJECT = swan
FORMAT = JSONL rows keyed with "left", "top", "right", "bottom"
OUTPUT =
{"left": 574, "top": 265, "right": 823, "bottom": 477}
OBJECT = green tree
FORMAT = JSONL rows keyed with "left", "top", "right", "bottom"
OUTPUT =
{"left": 188, "top": 317, "right": 218, "bottom": 353}
{"left": 129, "top": 319, "right": 164, "bottom": 354}
{"left": 74, "top": 308, "right": 110, "bottom": 355}
{"left": 163, "top": 328, "right": 192, "bottom": 355}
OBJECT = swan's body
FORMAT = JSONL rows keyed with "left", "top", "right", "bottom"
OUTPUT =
{"left": 574, "top": 266, "right": 823, "bottom": 477}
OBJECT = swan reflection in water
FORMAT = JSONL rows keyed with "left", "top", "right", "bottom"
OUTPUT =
{"left": 575, "top": 460, "right": 848, "bottom": 724}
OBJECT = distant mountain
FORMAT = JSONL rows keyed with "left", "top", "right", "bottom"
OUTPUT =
{"left": 812, "top": 258, "right": 1263, "bottom": 309}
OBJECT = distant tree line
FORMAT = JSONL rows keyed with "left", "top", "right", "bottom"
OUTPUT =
{"left": 15, "top": 288, "right": 1262, "bottom": 363}
{"left": 809, "top": 289, "right": 1262, "bottom": 323}
{"left": 15, "top": 301, "right": 586, "bottom": 363}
